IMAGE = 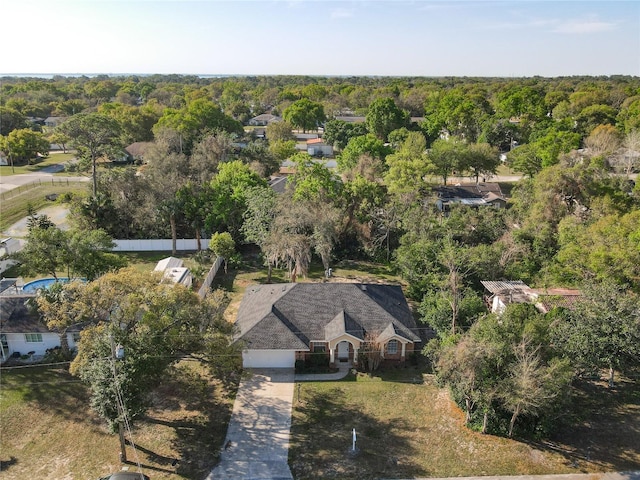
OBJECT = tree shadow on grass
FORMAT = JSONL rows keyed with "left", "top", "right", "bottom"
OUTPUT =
{"left": 139, "top": 365, "right": 239, "bottom": 479}
{"left": 530, "top": 377, "right": 640, "bottom": 472}
{"left": 0, "top": 456, "right": 18, "bottom": 472}
{"left": 6, "top": 366, "right": 102, "bottom": 426}
{"left": 290, "top": 386, "right": 425, "bottom": 479}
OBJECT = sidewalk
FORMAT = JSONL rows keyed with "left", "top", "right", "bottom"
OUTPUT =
{"left": 294, "top": 363, "right": 351, "bottom": 382}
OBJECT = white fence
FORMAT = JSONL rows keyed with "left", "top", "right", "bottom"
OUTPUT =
{"left": 112, "top": 239, "right": 211, "bottom": 252}
{"left": 198, "top": 256, "right": 224, "bottom": 299}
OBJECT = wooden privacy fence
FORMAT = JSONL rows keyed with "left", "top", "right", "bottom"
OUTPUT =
{"left": 198, "top": 256, "right": 224, "bottom": 299}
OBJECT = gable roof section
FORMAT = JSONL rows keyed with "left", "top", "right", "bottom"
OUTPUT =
{"left": 325, "top": 310, "right": 365, "bottom": 341}
{"left": 0, "top": 295, "right": 48, "bottom": 333}
{"left": 154, "top": 256, "right": 184, "bottom": 272}
{"left": 235, "top": 283, "right": 420, "bottom": 350}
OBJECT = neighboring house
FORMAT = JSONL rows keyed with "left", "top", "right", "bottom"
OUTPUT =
{"left": 248, "top": 114, "right": 282, "bottom": 126}
{"left": 481, "top": 280, "right": 581, "bottom": 315}
{"left": 268, "top": 176, "right": 289, "bottom": 194}
{"left": 0, "top": 295, "right": 81, "bottom": 362}
{"left": 154, "top": 257, "right": 193, "bottom": 288}
{"left": 234, "top": 282, "right": 421, "bottom": 369}
{"left": 307, "top": 138, "right": 334, "bottom": 157}
{"left": 434, "top": 183, "right": 507, "bottom": 212}
{"left": 125, "top": 142, "right": 153, "bottom": 163}
{"left": 44, "top": 116, "right": 67, "bottom": 128}
{"left": 0, "top": 238, "right": 21, "bottom": 274}
{"left": 0, "top": 151, "right": 8, "bottom": 166}
{"left": 294, "top": 132, "right": 319, "bottom": 141}
{"left": 334, "top": 115, "right": 366, "bottom": 124}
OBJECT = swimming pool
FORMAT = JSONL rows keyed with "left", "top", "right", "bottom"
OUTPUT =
{"left": 22, "top": 277, "right": 72, "bottom": 293}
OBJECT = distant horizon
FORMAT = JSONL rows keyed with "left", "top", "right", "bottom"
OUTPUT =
{"left": 4, "top": 1, "right": 639, "bottom": 77}
{"left": 3, "top": 72, "right": 639, "bottom": 80}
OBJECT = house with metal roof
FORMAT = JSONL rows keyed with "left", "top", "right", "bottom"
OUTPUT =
{"left": 480, "top": 280, "right": 581, "bottom": 315}
{"left": 234, "top": 282, "right": 421, "bottom": 368}
{"left": 434, "top": 183, "right": 507, "bottom": 213}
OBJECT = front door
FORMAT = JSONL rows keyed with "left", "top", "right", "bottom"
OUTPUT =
{"left": 337, "top": 341, "right": 349, "bottom": 362}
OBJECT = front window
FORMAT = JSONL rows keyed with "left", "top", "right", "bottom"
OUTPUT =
{"left": 25, "top": 333, "right": 43, "bottom": 343}
{"left": 387, "top": 340, "right": 398, "bottom": 354}
{"left": 313, "top": 344, "right": 326, "bottom": 353}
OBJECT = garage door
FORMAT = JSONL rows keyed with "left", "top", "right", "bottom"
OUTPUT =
{"left": 243, "top": 349, "right": 296, "bottom": 368}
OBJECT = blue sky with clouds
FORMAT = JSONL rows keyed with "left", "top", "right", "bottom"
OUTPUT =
{"left": 3, "top": 0, "right": 639, "bottom": 76}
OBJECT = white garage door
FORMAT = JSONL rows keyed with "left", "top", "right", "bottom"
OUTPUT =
{"left": 243, "top": 349, "right": 296, "bottom": 368}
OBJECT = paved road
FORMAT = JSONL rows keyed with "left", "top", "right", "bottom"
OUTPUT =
{"left": 208, "top": 369, "right": 295, "bottom": 480}
{"left": 0, "top": 162, "right": 89, "bottom": 194}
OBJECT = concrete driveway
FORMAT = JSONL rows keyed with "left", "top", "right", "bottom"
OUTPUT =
{"left": 208, "top": 369, "right": 294, "bottom": 480}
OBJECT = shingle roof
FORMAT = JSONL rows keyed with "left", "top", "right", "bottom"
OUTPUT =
{"left": 234, "top": 283, "right": 420, "bottom": 350}
{"left": 0, "top": 295, "right": 48, "bottom": 333}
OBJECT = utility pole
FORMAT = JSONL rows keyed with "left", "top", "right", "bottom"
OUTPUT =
{"left": 110, "top": 336, "right": 127, "bottom": 463}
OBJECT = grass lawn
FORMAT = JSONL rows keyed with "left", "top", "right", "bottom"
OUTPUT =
{"left": 0, "top": 153, "right": 77, "bottom": 176}
{"left": 0, "top": 183, "right": 87, "bottom": 232}
{"left": 0, "top": 361, "right": 238, "bottom": 479}
{"left": 289, "top": 368, "right": 640, "bottom": 480}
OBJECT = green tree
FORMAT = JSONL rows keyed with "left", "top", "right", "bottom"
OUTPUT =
{"left": 428, "top": 137, "right": 468, "bottom": 185}
{"left": 0, "top": 106, "right": 28, "bottom": 136}
{"left": 465, "top": 143, "right": 499, "bottom": 183}
{"left": 242, "top": 185, "right": 278, "bottom": 281}
{"left": 365, "top": 97, "right": 409, "bottom": 141}
{"left": 2, "top": 128, "right": 50, "bottom": 164}
{"left": 384, "top": 131, "right": 432, "bottom": 195}
{"left": 290, "top": 153, "right": 342, "bottom": 203}
{"left": 66, "top": 229, "right": 125, "bottom": 280}
{"left": 268, "top": 139, "right": 297, "bottom": 161}
{"left": 265, "top": 120, "right": 295, "bottom": 142}
{"left": 323, "top": 119, "right": 368, "bottom": 150}
{"left": 507, "top": 143, "right": 543, "bottom": 177}
{"left": 15, "top": 221, "right": 122, "bottom": 281}
{"left": 154, "top": 99, "right": 243, "bottom": 154}
{"left": 15, "top": 224, "right": 68, "bottom": 280}
{"left": 501, "top": 340, "right": 572, "bottom": 437}
{"left": 205, "top": 160, "right": 267, "bottom": 240}
{"left": 58, "top": 113, "right": 123, "bottom": 196}
{"left": 338, "top": 133, "right": 391, "bottom": 173}
{"left": 209, "top": 232, "right": 235, "bottom": 273}
{"left": 552, "top": 281, "right": 640, "bottom": 387}
{"left": 37, "top": 268, "right": 236, "bottom": 432}
{"left": 282, "top": 99, "right": 325, "bottom": 132}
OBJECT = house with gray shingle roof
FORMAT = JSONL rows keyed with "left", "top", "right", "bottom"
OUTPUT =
{"left": 234, "top": 282, "right": 421, "bottom": 368}
{"left": 0, "top": 295, "right": 82, "bottom": 363}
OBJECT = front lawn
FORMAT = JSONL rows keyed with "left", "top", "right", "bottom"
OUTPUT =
{"left": 0, "top": 361, "right": 237, "bottom": 479}
{"left": 289, "top": 367, "right": 640, "bottom": 479}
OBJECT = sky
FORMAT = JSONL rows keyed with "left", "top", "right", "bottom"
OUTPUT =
{"left": 3, "top": 0, "right": 639, "bottom": 77}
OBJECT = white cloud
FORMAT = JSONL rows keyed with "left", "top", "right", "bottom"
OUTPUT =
{"left": 553, "top": 18, "right": 616, "bottom": 34}
{"left": 331, "top": 7, "right": 354, "bottom": 18}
